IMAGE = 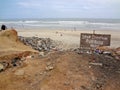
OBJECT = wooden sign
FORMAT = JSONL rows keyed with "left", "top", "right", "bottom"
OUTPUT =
{"left": 80, "top": 33, "right": 111, "bottom": 49}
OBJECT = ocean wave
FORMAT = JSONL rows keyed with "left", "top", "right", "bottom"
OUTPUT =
{"left": 58, "top": 21, "right": 89, "bottom": 25}
{"left": 23, "top": 23, "right": 62, "bottom": 27}
{"left": 1, "top": 20, "right": 120, "bottom": 25}
{"left": 90, "top": 22, "right": 120, "bottom": 26}
{"left": 0, "top": 19, "right": 120, "bottom": 30}
{"left": 0, "top": 21, "right": 23, "bottom": 24}
{"left": 24, "top": 21, "right": 40, "bottom": 23}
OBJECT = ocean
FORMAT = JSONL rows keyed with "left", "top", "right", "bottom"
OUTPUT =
{"left": 0, "top": 18, "right": 120, "bottom": 30}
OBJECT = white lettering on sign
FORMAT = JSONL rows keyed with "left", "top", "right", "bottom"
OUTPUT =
{"left": 80, "top": 33, "right": 111, "bottom": 49}
{"left": 82, "top": 35, "right": 91, "bottom": 39}
{"left": 86, "top": 39, "right": 103, "bottom": 45}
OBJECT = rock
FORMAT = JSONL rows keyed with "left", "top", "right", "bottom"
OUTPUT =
{"left": 39, "top": 72, "right": 43, "bottom": 75}
{"left": 14, "top": 69, "right": 25, "bottom": 76}
{"left": 37, "top": 40, "right": 42, "bottom": 46}
{"left": 46, "top": 66, "right": 54, "bottom": 71}
{"left": 0, "top": 63, "right": 4, "bottom": 72}
{"left": 116, "top": 47, "right": 120, "bottom": 50}
{"left": 21, "top": 57, "right": 26, "bottom": 61}
{"left": 74, "top": 48, "right": 80, "bottom": 54}
{"left": 39, "top": 52, "right": 45, "bottom": 57}
{"left": 26, "top": 55, "right": 32, "bottom": 59}
{"left": 115, "top": 56, "right": 120, "bottom": 60}
{"left": 0, "top": 62, "right": 9, "bottom": 72}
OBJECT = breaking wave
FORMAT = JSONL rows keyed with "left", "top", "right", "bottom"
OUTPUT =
{"left": 0, "top": 19, "right": 120, "bottom": 30}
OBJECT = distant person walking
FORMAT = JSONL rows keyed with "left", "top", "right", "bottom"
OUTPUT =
{"left": 1, "top": 24, "right": 7, "bottom": 30}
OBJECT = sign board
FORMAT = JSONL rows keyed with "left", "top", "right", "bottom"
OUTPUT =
{"left": 80, "top": 33, "right": 111, "bottom": 50}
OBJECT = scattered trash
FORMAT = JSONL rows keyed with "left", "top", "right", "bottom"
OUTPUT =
{"left": 103, "top": 51, "right": 111, "bottom": 55}
{"left": 86, "top": 51, "right": 92, "bottom": 54}
{"left": 94, "top": 49, "right": 103, "bottom": 54}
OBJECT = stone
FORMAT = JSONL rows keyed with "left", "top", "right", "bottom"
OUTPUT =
{"left": 26, "top": 55, "right": 32, "bottom": 59}
{"left": 39, "top": 52, "right": 44, "bottom": 56}
{"left": 115, "top": 56, "right": 120, "bottom": 60}
{"left": 39, "top": 72, "right": 43, "bottom": 75}
{"left": 37, "top": 40, "right": 42, "bottom": 46}
{"left": 21, "top": 57, "right": 26, "bottom": 61}
{"left": 0, "top": 62, "right": 9, "bottom": 72}
{"left": 46, "top": 66, "right": 54, "bottom": 71}
{"left": 0, "top": 63, "right": 4, "bottom": 72}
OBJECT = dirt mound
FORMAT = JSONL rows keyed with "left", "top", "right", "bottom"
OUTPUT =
{"left": 0, "top": 29, "right": 38, "bottom": 68}
{"left": 0, "top": 52, "right": 92, "bottom": 90}
{"left": 0, "top": 29, "right": 18, "bottom": 41}
{"left": 0, "top": 51, "right": 119, "bottom": 90}
{"left": 0, "top": 29, "right": 37, "bottom": 52}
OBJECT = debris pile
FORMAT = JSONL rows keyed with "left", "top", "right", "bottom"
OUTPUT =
{"left": 19, "top": 36, "right": 57, "bottom": 51}
{"left": 0, "top": 57, "right": 24, "bottom": 72}
{"left": 73, "top": 46, "right": 120, "bottom": 60}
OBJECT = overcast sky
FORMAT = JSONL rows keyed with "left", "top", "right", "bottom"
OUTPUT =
{"left": 0, "top": 0, "right": 120, "bottom": 19}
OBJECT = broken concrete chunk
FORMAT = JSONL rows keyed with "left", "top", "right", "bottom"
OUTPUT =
{"left": 89, "top": 63, "right": 103, "bottom": 66}
{"left": 46, "top": 66, "right": 54, "bottom": 71}
{"left": 39, "top": 52, "right": 45, "bottom": 56}
{"left": 0, "top": 63, "right": 4, "bottom": 72}
{"left": 0, "top": 62, "right": 9, "bottom": 72}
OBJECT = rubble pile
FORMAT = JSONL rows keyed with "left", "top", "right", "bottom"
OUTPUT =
{"left": 19, "top": 36, "right": 57, "bottom": 51}
{"left": 0, "top": 57, "right": 24, "bottom": 72}
{"left": 73, "top": 47, "right": 120, "bottom": 60}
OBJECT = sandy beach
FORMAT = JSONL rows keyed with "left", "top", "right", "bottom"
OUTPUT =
{"left": 17, "top": 29, "right": 120, "bottom": 49}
